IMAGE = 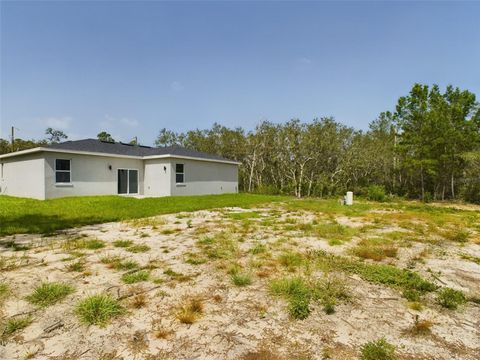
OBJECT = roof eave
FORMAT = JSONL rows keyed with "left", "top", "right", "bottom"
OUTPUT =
{"left": 0, "top": 148, "right": 241, "bottom": 165}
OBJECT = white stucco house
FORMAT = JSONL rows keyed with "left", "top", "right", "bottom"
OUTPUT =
{"left": 0, "top": 139, "right": 239, "bottom": 200}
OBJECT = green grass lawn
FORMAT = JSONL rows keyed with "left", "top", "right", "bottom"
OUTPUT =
{"left": 0, "top": 193, "right": 286, "bottom": 236}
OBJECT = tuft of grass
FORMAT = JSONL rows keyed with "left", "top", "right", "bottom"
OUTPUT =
{"left": 74, "top": 238, "right": 106, "bottom": 250}
{"left": 352, "top": 238, "right": 398, "bottom": 261}
{"left": 231, "top": 272, "right": 252, "bottom": 287}
{"left": 436, "top": 287, "right": 466, "bottom": 309}
{"left": 408, "top": 315, "right": 433, "bottom": 335}
{"left": 3, "top": 315, "right": 33, "bottom": 335}
{"left": 127, "top": 244, "right": 151, "bottom": 253}
{"left": 0, "top": 240, "right": 30, "bottom": 251}
{"left": 113, "top": 239, "right": 134, "bottom": 248}
{"left": 176, "top": 297, "right": 204, "bottom": 324}
{"left": 249, "top": 243, "right": 267, "bottom": 255}
{"left": 360, "top": 338, "right": 396, "bottom": 360}
{"left": 75, "top": 294, "right": 124, "bottom": 327}
{"left": 196, "top": 232, "right": 238, "bottom": 260}
{"left": 121, "top": 270, "right": 150, "bottom": 284}
{"left": 130, "top": 293, "right": 147, "bottom": 308}
{"left": 277, "top": 251, "right": 304, "bottom": 270}
{"left": 0, "top": 282, "right": 9, "bottom": 303}
{"left": 26, "top": 282, "right": 75, "bottom": 307}
{"left": 66, "top": 260, "right": 86, "bottom": 272}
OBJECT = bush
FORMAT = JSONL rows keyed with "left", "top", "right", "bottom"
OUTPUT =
{"left": 360, "top": 338, "right": 396, "bottom": 360}
{"left": 367, "top": 185, "right": 387, "bottom": 202}
{"left": 437, "top": 288, "right": 466, "bottom": 309}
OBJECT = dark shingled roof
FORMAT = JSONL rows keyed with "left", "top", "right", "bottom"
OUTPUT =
{"left": 46, "top": 139, "right": 235, "bottom": 162}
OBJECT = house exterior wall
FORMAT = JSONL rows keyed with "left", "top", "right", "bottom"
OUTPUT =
{"left": 169, "top": 158, "right": 238, "bottom": 196}
{"left": 144, "top": 159, "right": 171, "bottom": 197}
{"left": 44, "top": 152, "right": 144, "bottom": 199}
{"left": 0, "top": 153, "right": 45, "bottom": 200}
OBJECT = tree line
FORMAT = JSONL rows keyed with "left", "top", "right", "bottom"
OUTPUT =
{"left": 2, "top": 84, "right": 479, "bottom": 202}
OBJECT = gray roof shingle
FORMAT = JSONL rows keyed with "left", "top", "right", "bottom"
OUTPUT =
{"left": 46, "top": 139, "right": 234, "bottom": 162}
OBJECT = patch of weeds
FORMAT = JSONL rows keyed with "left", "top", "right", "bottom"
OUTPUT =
{"left": 402, "top": 289, "right": 422, "bottom": 302}
{"left": 249, "top": 243, "right": 267, "bottom": 255}
{"left": 161, "top": 229, "right": 175, "bottom": 235}
{"left": 442, "top": 229, "right": 469, "bottom": 243}
{"left": 0, "top": 240, "right": 31, "bottom": 251}
{"left": 155, "top": 327, "right": 174, "bottom": 339}
{"left": 186, "top": 219, "right": 193, "bottom": 228}
{"left": 0, "top": 282, "right": 10, "bottom": 303}
{"left": 407, "top": 315, "right": 433, "bottom": 336}
{"left": 113, "top": 239, "right": 134, "bottom": 248}
{"left": 127, "top": 244, "right": 151, "bottom": 253}
{"left": 313, "top": 251, "right": 437, "bottom": 296}
{"left": 3, "top": 316, "right": 33, "bottom": 335}
{"left": 270, "top": 277, "right": 311, "bottom": 319}
{"left": 64, "top": 237, "right": 106, "bottom": 250}
{"left": 130, "top": 293, "right": 147, "bottom": 308}
{"left": 231, "top": 272, "right": 252, "bottom": 287}
{"left": 176, "top": 297, "right": 204, "bottom": 324}
{"left": 436, "top": 287, "right": 466, "bottom": 309}
{"left": 227, "top": 211, "right": 260, "bottom": 220}
{"left": 352, "top": 238, "right": 398, "bottom": 261}
{"left": 312, "top": 274, "right": 351, "bottom": 314}
{"left": 26, "top": 282, "right": 75, "bottom": 307}
{"left": 314, "top": 221, "right": 357, "bottom": 243}
{"left": 197, "top": 232, "right": 238, "bottom": 260}
{"left": 121, "top": 270, "right": 150, "bottom": 284}
{"left": 75, "top": 294, "right": 124, "bottom": 327}
{"left": 288, "top": 295, "right": 311, "bottom": 320}
{"left": 164, "top": 268, "right": 191, "bottom": 282}
{"left": 459, "top": 253, "right": 480, "bottom": 265}
{"left": 277, "top": 251, "right": 304, "bottom": 270}
{"left": 184, "top": 252, "right": 207, "bottom": 265}
{"left": 359, "top": 338, "right": 396, "bottom": 360}
{"left": 66, "top": 260, "right": 86, "bottom": 272}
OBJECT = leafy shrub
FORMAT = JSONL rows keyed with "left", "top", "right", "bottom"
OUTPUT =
{"left": 26, "top": 282, "right": 75, "bottom": 307}
{"left": 75, "top": 294, "right": 124, "bottom": 326}
{"left": 288, "top": 295, "right": 311, "bottom": 320}
{"left": 367, "top": 185, "right": 387, "bottom": 202}
{"left": 437, "top": 288, "right": 466, "bottom": 309}
{"left": 360, "top": 338, "right": 396, "bottom": 360}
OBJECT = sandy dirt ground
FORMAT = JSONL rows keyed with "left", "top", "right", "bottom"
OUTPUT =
{"left": 0, "top": 203, "right": 479, "bottom": 360}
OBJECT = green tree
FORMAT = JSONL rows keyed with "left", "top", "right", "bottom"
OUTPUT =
{"left": 97, "top": 131, "right": 115, "bottom": 142}
{"left": 45, "top": 128, "right": 68, "bottom": 144}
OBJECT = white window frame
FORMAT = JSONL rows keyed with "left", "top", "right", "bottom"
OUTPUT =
{"left": 175, "top": 163, "right": 185, "bottom": 184}
{"left": 55, "top": 159, "right": 71, "bottom": 184}
{"left": 117, "top": 168, "right": 139, "bottom": 195}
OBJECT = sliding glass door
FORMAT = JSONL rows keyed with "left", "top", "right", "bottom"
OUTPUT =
{"left": 118, "top": 169, "right": 138, "bottom": 194}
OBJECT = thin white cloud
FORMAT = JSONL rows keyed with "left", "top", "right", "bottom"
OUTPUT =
{"left": 43, "top": 116, "right": 72, "bottom": 130}
{"left": 297, "top": 57, "right": 313, "bottom": 65}
{"left": 170, "top": 81, "right": 184, "bottom": 93}
{"left": 102, "top": 115, "right": 139, "bottom": 128}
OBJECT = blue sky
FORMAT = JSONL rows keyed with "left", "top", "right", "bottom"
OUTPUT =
{"left": 1, "top": 1, "right": 479, "bottom": 145}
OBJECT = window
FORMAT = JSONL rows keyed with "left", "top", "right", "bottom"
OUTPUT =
{"left": 55, "top": 159, "right": 71, "bottom": 183}
{"left": 175, "top": 163, "right": 184, "bottom": 183}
